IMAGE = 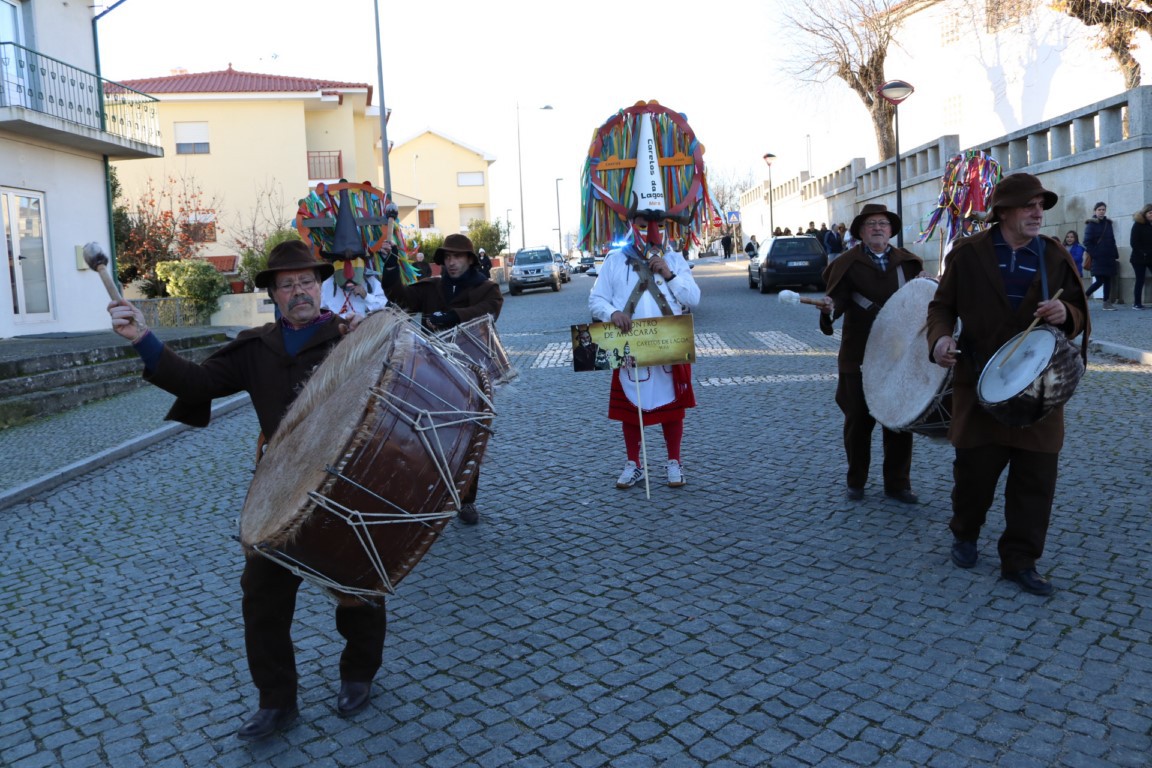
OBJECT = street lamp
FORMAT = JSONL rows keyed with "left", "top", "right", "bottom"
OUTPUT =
{"left": 762, "top": 153, "right": 776, "bottom": 235}
{"left": 878, "top": 79, "right": 914, "bottom": 247}
{"left": 516, "top": 102, "right": 553, "bottom": 249}
{"left": 506, "top": 207, "right": 513, "bottom": 253}
{"left": 554, "top": 178, "right": 563, "bottom": 255}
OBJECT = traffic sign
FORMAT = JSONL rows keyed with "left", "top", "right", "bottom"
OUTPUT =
{"left": 726, "top": 211, "right": 741, "bottom": 224}
{"left": 711, "top": 215, "right": 723, "bottom": 228}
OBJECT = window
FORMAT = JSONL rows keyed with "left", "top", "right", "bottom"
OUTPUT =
{"left": 459, "top": 205, "right": 484, "bottom": 230}
{"left": 418, "top": 209, "right": 435, "bottom": 229}
{"left": 457, "top": 171, "right": 484, "bottom": 187}
{"left": 183, "top": 211, "right": 217, "bottom": 243}
{"left": 174, "top": 121, "right": 210, "bottom": 154}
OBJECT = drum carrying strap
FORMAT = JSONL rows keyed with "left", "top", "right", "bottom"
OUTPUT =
{"left": 624, "top": 256, "right": 676, "bottom": 318}
{"left": 851, "top": 263, "right": 907, "bottom": 312}
{"left": 1037, "top": 238, "right": 1091, "bottom": 363}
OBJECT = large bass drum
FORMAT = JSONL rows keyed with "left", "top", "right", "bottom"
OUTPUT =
{"left": 861, "top": 277, "right": 952, "bottom": 437}
{"left": 240, "top": 307, "right": 494, "bottom": 603}
{"left": 977, "top": 324, "right": 1084, "bottom": 427}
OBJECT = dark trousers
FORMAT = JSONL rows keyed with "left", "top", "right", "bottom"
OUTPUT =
{"left": 1134, "top": 264, "right": 1150, "bottom": 306}
{"left": 241, "top": 555, "right": 387, "bottom": 709}
{"left": 835, "top": 372, "right": 913, "bottom": 492}
{"left": 949, "top": 445, "right": 1058, "bottom": 574}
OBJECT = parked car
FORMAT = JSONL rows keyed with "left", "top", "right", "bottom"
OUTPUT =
{"left": 509, "top": 246, "right": 562, "bottom": 295}
{"left": 748, "top": 236, "right": 828, "bottom": 293}
{"left": 554, "top": 254, "right": 572, "bottom": 283}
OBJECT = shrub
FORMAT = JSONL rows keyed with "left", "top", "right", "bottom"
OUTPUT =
{"left": 155, "top": 259, "right": 229, "bottom": 319}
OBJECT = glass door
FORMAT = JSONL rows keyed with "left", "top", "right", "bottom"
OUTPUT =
{"left": 3, "top": 189, "right": 53, "bottom": 321}
{"left": 0, "top": 0, "right": 29, "bottom": 109}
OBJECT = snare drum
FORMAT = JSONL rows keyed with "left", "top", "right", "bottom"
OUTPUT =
{"left": 240, "top": 307, "right": 494, "bottom": 602}
{"left": 437, "top": 314, "right": 517, "bottom": 387}
{"left": 977, "top": 324, "right": 1084, "bottom": 427}
{"left": 862, "top": 278, "right": 953, "bottom": 437}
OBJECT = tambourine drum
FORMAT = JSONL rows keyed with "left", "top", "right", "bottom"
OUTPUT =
{"left": 240, "top": 307, "right": 494, "bottom": 602}
{"left": 862, "top": 277, "right": 953, "bottom": 437}
{"left": 977, "top": 325, "right": 1084, "bottom": 427}
{"left": 437, "top": 314, "right": 517, "bottom": 387}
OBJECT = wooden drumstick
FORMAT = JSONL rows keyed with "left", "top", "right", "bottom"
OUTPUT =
{"left": 82, "top": 242, "right": 122, "bottom": 301}
{"left": 998, "top": 288, "right": 1064, "bottom": 368}
{"left": 778, "top": 289, "right": 827, "bottom": 308}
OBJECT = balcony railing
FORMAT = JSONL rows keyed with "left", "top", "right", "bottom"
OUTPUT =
{"left": 0, "top": 41, "right": 160, "bottom": 147}
{"left": 307, "top": 150, "right": 343, "bottom": 180}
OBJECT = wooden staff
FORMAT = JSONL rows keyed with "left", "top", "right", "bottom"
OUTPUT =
{"left": 629, "top": 357, "right": 651, "bottom": 500}
{"left": 998, "top": 288, "right": 1064, "bottom": 368}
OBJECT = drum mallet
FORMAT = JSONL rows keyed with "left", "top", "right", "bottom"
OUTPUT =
{"left": 778, "top": 290, "right": 827, "bottom": 308}
{"left": 82, "top": 242, "right": 123, "bottom": 301}
{"left": 998, "top": 288, "right": 1064, "bottom": 368}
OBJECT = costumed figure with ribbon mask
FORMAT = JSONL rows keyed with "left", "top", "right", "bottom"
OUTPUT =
{"left": 306, "top": 181, "right": 389, "bottom": 321}
{"left": 927, "top": 173, "right": 1089, "bottom": 597}
{"left": 583, "top": 101, "right": 714, "bottom": 490}
{"left": 818, "top": 203, "right": 926, "bottom": 505}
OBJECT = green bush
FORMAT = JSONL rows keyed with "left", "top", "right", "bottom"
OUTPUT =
{"left": 238, "top": 228, "right": 301, "bottom": 290}
{"left": 155, "top": 259, "right": 229, "bottom": 318}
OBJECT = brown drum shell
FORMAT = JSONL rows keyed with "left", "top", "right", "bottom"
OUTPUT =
{"left": 977, "top": 325, "right": 1085, "bottom": 427}
{"left": 241, "top": 309, "right": 493, "bottom": 600}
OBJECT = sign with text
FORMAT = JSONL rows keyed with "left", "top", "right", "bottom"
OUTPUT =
{"left": 570, "top": 314, "right": 696, "bottom": 372}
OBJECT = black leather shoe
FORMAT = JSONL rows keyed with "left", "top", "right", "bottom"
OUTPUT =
{"left": 1004, "top": 568, "right": 1054, "bottom": 596}
{"left": 337, "top": 681, "right": 372, "bottom": 717}
{"left": 950, "top": 538, "right": 978, "bottom": 569}
{"left": 845, "top": 487, "right": 865, "bottom": 501}
{"left": 457, "top": 503, "right": 479, "bottom": 525}
{"left": 884, "top": 489, "right": 920, "bottom": 504}
{"left": 237, "top": 705, "right": 298, "bottom": 741}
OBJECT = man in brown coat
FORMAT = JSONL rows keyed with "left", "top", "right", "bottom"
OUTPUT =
{"left": 819, "top": 203, "right": 924, "bottom": 503}
{"left": 107, "top": 241, "right": 384, "bottom": 740}
{"left": 382, "top": 233, "right": 503, "bottom": 523}
{"left": 927, "top": 173, "right": 1089, "bottom": 597}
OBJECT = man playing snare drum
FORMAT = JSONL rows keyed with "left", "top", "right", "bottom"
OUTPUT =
{"left": 107, "top": 241, "right": 385, "bottom": 740}
{"left": 927, "top": 173, "right": 1090, "bottom": 597}
{"left": 819, "top": 203, "right": 925, "bottom": 504}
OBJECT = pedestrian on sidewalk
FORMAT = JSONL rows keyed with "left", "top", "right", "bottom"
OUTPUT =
{"left": 1063, "top": 231, "right": 1085, "bottom": 276}
{"left": 818, "top": 203, "right": 925, "bottom": 505}
{"left": 1085, "top": 201, "right": 1120, "bottom": 309}
{"left": 106, "top": 241, "right": 385, "bottom": 741}
{"left": 721, "top": 232, "right": 733, "bottom": 259}
{"left": 927, "top": 173, "right": 1090, "bottom": 597}
{"left": 1128, "top": 204, "right": 1152, "bottom": 309}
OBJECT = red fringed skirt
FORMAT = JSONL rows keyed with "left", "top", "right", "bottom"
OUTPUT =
{"left": 608, "top": 364, "right": 695, "bottom": 426}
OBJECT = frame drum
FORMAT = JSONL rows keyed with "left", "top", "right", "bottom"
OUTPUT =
{"left": 977, "top": 324, "right": 1084, "bottom": 427}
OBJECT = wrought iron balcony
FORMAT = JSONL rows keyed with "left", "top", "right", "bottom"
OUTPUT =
{"left": 0, "top": 41, "right": 161, "bottom": 157}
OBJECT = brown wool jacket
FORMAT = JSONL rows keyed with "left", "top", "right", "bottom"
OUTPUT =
{"left": 383, "top": 273, "right": 503, "bottom": 331}
{"left": 145, "top": 316, "right": 345, "bottom": 438}
{"left": 926, "top": 228, "right": 1089, "bottom": 452}
{"left": 819, "top": 244, "right": 925, "bottom": 373}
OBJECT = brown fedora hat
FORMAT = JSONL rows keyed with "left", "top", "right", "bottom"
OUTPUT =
{"left": 987, "top": 173, "right": 1058, "bottom": 223}
{"left": 849, "top": 203, "right": 901, "bottom": 241}
{"left": 433, "top": 233, "right": 478, "bottom": 266}
{"left": 254, "top": 240, "right": 334, "bottom": 288}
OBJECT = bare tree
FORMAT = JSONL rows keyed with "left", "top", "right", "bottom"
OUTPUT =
{"left": 1056, "top": 0, "right": 1152, "bottom": 88}
{"left": 783, "top": 0, "right": 931, "bottom": 159}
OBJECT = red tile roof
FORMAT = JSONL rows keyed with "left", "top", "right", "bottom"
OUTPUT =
{"left": 115, "top": 65, "right": 370, "bottom": 96}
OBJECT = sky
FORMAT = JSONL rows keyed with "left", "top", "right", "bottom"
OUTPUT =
{"left": 95, "top": 0, "right": 875, "bottom": 250}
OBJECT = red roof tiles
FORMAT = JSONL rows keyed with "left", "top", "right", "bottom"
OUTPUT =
{"left": 115, "top": 65, "right": 370, "bottom": 96}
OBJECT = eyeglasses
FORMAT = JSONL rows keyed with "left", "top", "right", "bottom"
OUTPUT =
{"left": 863, "top": 219, "right": 891, "bottom": 228}
{"left": 274, "top": 276, "right": 318, "bottom": 293}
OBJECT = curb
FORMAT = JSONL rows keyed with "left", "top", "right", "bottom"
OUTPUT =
{"left": 1090, "top": 339, "right": 1152, "bottom": 366}
{"left": 0, "top": 392, "right": 250, "bottom": 511}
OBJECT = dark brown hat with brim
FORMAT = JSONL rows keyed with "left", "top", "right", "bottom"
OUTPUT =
{"left": 987, "top": 173, "right": 1059, "bottom": 223}
{"left": 254, "top": 240, "right": 334, "bottom": 288}
{"left": 849, "top": 203, "right": 901, "bottom": 240}
{"left": 433, "top": 233, "right": 478, "bottom": 266}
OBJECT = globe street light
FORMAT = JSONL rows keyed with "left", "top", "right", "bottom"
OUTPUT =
{"left": 878, "top": 79, "right": 914, "bottom": 247}
{"left": 762, "top": 153, "right": 776, "bottom": 235}
{"left": 516, "top": 103, "right": 553, "bottom": 249}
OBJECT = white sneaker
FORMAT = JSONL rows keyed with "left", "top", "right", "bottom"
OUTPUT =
{"left": 616, "top": 461, "right": 645, "bottom": 489}
{"left": 666, "top": 460, "right": 686, "bottom": 487}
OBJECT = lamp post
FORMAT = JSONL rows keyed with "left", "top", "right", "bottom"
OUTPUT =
{"left": 762, "top": 153, "right": 776, "bottom": 235}
{"left": 554, "top": 178, "right": 564, "bottom": 255}
{"left": 877, "top": 79, "right": 914, "bottom": 247}
{"left": 506, "top": 207, "right": 513, "bottom": 253}
{"left": 516, "top": 102, "right": 553, "bottom": 249}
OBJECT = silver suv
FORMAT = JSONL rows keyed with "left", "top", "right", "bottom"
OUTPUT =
{"left": 509, "top": 247, "right": 562, "bottom": 295}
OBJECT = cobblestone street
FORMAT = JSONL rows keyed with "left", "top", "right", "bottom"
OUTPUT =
{"left": 2, "top": 259, "right": 1150, "bottom": 767}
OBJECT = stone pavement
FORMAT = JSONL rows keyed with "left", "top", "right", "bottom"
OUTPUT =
{"left": 1, "top": 259, "right": 1151, "bottom": 767}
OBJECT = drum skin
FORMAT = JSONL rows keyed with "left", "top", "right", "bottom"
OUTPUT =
{"left": 861, "top": 278, "right": 953, "bottom": 437}
{"left": 438, "top": 315, "right": 517, "bottom": 387}
{"left": 240, "top": 308, "right": 493, "bottom": 600}
{"left": 977, "top": 324, "right": 1085, "bottom": 427}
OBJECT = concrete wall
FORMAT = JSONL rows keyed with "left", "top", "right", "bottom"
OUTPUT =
{"left": 741, "top": 86, "right": 1152, "bottom": 303}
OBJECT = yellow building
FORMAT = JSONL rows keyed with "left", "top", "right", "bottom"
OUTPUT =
{"left": 111, "top": 66, "right": 415, "bottom": 265}
{"left": 388, "top": 130, "right": 495, "bottom": 237}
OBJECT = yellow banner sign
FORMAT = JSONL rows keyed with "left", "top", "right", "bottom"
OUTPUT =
{"left": 570, "top": 314, "right": 696, "bottom": 372}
